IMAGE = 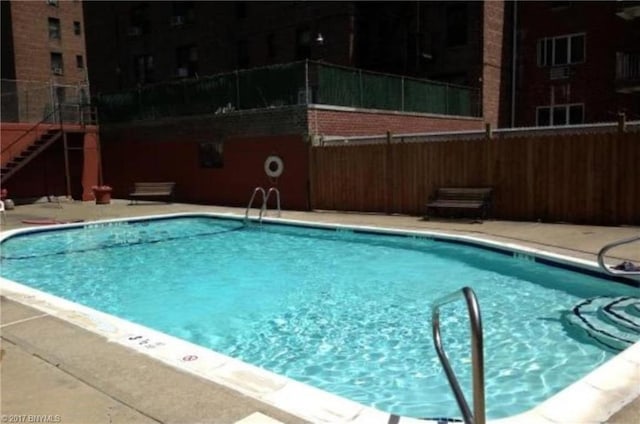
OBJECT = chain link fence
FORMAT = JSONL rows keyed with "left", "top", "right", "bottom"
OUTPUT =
{"left": 95, "top": 61, "right": 480, "bottom": 124}
{"left": 0, "top": 79, "right": 91, "bottom": 124}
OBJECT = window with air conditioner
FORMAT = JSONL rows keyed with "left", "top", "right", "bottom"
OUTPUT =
{"left": 537, "top": 33, "right": 585, "bottom": 67}
{"left": 172, "top": 1, "right": 195, "bottom": 24}
{"left": 50, "top": 52, "right": 63, "bottom": 75}
{"left": 176, "top": 44, "right": 198, "bottom": 77}
{"left": 536, "top": 103, "right": 584, "bottom": 126}
{"left": 130, "top": 3, "right": 150, "bottom": 35}
{"left": 170, "top": 15, "right": 184, "bottom": 26}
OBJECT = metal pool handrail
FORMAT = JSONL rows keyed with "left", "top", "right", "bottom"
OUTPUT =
{"left": 597, "top": 235, "right": 640, "bottom": 276}
{"left": 432, "top": 287, "right": 485, "bottom": 424}
{"left": 261, "top": 187, "right": 281, "bottom": 220}
{"left": 245, "top": 187, "right": 266, "bottom": 223}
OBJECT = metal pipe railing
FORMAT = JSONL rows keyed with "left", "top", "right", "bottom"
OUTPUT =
{"left": 261, "top": 187, "right": 281, "bottom": 220}
{"left": 597, "top": 235, "right": 640, "bottom": 276}
{"left": 244, "top": 187, "right": 266, "bottom": 223}
{"left": 432, "top": 287, "right": 485, "bottom": 424}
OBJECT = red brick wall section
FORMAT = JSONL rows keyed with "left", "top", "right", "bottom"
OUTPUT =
{"left": 9, "top": 1, "right": 88, "bottom": 84}
{"left": 102, "top": 134, "right": 310, "bottom": 210}
{"left": 308, "top": 107, "right": 483, "bottom": 136}
{"left": 482, "top": 0, "right": 508, "bottom": 128}
{"left": 82, "top": 130, "right": 100, "bottom": 201}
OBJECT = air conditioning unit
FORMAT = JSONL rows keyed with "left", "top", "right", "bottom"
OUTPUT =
{"left": 176, "top": 67, "right": 188, "bottom": 77}
{"left": 170, "top": 15, "right": 185, "bottom": 26}
{"left": 549, "top": 66, "right": 570, "bottom": 80}
{"left": 127, "top": 26, "right": 142, "bottom": 37}
{"left": 52, "top": 67, "right": 63, "bottom": 75}
{"left": 46, "top": 0, "right": 58, "bottom": 6}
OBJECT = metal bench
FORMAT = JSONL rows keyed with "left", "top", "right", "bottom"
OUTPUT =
{"left": 425, "top": 187, "right": 493, "bottom": 220}
{"left": 129, "top": 182, "right": 176, "bottom": 204}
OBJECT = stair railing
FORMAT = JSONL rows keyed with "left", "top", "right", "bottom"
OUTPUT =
{"left": 261, "top": 187, "right": 281, "bottom": 219}
{"left": 1, "top": 105, "right": 61, "bottom": 165}
{"left": 244, "top": 187, "right": 266, "bottom": 223}
{"left": 597, "top": 235, "right": 640, "bottom": 276}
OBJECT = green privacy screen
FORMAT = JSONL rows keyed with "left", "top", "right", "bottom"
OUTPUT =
{"left": 97, "top": 61, "right": 478, "bottom": 124}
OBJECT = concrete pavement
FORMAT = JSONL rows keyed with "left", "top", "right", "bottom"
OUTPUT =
{"left": 1, "top": 199, "right": 638, "bottom": 423}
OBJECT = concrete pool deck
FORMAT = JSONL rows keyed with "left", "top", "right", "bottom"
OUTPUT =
{"left": 1, "top": 199, "right": 638, "bottom": 424}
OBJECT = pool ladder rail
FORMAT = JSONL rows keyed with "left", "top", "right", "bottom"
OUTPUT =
{"left": 432, "top": 287, "right": 485, "bottom": 424}
{"left": 244, "top": 186, "right": 281, "bottom": 224}
{"left": 597, "top": 235, "right": 640, "bottom": 277}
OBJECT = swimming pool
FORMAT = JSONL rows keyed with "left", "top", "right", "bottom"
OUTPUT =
{"left": 1, "top": 214, "right": 638, "bottom": 422}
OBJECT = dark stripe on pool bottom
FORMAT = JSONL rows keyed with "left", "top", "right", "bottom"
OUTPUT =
{"left": 0, "top": 226, "right": 245, "bottom": 260}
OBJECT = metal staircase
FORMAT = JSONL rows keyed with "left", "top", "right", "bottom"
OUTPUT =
{"left": 1, "top": 129, "right": 63, "bottom": 184}
{"left": 1, "top": 106, "right": 66, "bottom": 185}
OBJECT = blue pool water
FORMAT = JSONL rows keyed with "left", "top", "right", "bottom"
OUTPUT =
{"left": 1, "top": 216, "right": 638, "bottom": 419}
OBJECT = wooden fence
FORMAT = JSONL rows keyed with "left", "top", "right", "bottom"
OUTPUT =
{"left": 309, "top": 132, "right": 640, "bottom": 225}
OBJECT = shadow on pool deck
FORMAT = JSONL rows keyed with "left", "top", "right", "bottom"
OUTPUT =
{"left": 1, "top": 199, "right": 639, "bottom": 423}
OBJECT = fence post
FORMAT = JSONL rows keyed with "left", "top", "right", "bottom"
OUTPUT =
{"left": 235, "top": 70, "right": 240, "bottom": 109}
{"left": 485, "top": 123, "right": 492, "bottom": 140}
{"left": 617, "top": 112, "right": 626, "bottom": 133}
{"left": 386, "top": 130, "right": 392, "bottom": 214}
{"left": 305, "top": 60, "right": 310, "bottom": 105}
{"left": 401, "top": 76, "right": 405, "bottom": 111}
{"left": 359, "top": 69, "right": 363, "bottom": 107}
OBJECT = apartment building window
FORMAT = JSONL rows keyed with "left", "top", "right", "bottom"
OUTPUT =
{"left": 536, "top": 103, "right": 584, "bottom": 126}
{"left": 446, "top": 3, "right": 468, "bottom": 47}
{"left": 73, "top": 21, "right": 81, "bottom": 35}
{"left": 235, "top": 2, "right": 247, "bottom": 19}
{"left": 549, "top": 1, "right": 572, "bottom": 9}
{"left": 267, "top": 33, "right": 276, "bottom": 59}
{"left": 48, "top": 17, "right": 61, "bottom": 40}
{"left": 295, "top": 27, "right": 311, "bottom": 60}
{"left": 537, "top": 33, "right": 585, "bottom": 66}
{"left": 76, "top": 55, "right": 84, "bottom": 69}
{"left": 50, "top": 52, "right": 63, "bottom": 75}
{"left": 171, "top": 1, "right": 195, "bottom": 25}
{"left": 130, "top": 3, "right": 150, "bottom": 35}
{"left": 176, "top": 45, "right": 198, "bottom": 77}
{"left": 237, "top": 40, "right": 249, "bottom": 68}
{"left": 46, "top": 0, "right": 58, "bottom": 6}
{"left": 134, "top": 54, "right": 154, "bottom": 84}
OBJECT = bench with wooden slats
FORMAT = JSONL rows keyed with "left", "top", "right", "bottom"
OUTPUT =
{"left": 425, "top": 187, "right": 493, "bottom": 220}
{"left": 129, "top": 182, "right": 176, "bottom": 204}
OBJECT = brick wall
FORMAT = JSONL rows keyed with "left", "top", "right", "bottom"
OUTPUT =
{"left": 481, "top": 0, "right": 512, "bottom": 128}
{"left": 8, "top": 0, "right": 88, "bottom": 85}
{"left": 308, "top": 105, "right": 483, "bottom": 136}
{"left": 102, "top": 134, "right": 310, "bottom": 210}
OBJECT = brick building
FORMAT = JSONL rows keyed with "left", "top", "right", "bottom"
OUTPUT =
{"left": 515, "top": 1, "right": 640, "bottom": 126}
{"left": 1, "top": 0, "right": 100, "bottom": 201}
{"left": 6, "top": 1, "right": 636, "bottom": 208}
{"left": 83, "top": 1, "right": 510, "bottom": 127}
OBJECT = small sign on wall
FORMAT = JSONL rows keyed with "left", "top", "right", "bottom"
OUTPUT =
{"left": 199, "top": 141, "right": 224, "bottom": 168}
